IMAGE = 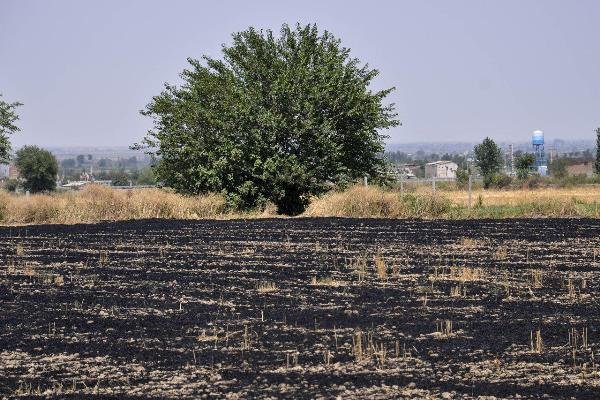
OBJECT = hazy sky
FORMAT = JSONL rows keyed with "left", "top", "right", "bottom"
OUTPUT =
{"left": 1, "top": 0, "right": 599, "bottom": 148}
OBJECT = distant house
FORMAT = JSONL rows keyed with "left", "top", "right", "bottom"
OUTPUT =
{"left": 566, "top": 162, "right": 593, "bottom": 177}
{"left": 425, "top": 161, "right": 458, "bottom": 179}
{"left": 0, "top": 164, "right": 8, "bottom": 178}
{"left": 8, "top": 163, "right": 19, "bottom": 179}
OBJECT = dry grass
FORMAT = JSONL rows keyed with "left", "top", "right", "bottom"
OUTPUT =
{"left": 256, "top": 281, "right": 278, "bottom": 293}
{"left": 0, "top": 185, "right": 227, "bottom": 224}
{"left": 311, "top": 276, "right": 344, "bottom": 287}
{"left": 437, "top": 186, "right": 600, "bottom": 206}
{"left": 458, "top": 237, "right": 482, "bottom": 248}
{"left": 306, "top": 185, "right": 600, "bottom": 219}
{"left": 1, "top": 183, "right": 598, "bottom": 225}
{"left": 305, "top": 185, "right": 402, "bottom": 218}
{"left": 373, "top": 251, "right": 388, "bottom": 281}
{"left": 304, "top": 185, "right": 451, "bottom": 218}
{"left": 431, "top": 266, "right": 485, "bottom": 283}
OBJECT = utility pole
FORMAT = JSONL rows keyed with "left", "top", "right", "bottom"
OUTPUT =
{"left": 508, "top": 144, "right": 514, "bottom": 176}
{"left": 468, "top": 174, "right": 472, "bottom": 209}
{"left": 400, "top": 169, "right": 404, "bottom": 197}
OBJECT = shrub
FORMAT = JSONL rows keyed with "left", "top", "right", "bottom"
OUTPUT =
{"left": 2, "top": 178, "right": 19, "bottom": 192}
{"left": 484, "top": 173, "right": 512, "bottom": 189}
{"left": 456, "top": 168, "right": 469, "bottom": 187}
{"left": 525, "top": 174, "right": 543, "bottom": 189}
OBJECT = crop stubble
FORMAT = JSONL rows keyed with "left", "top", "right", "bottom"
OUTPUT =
{"left": 0, "top": 218, "right": 599, "bottom": 398}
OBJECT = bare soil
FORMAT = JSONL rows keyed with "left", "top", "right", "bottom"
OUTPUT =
{"left": 1, "top": 218, "right": 599, "bottom": 399}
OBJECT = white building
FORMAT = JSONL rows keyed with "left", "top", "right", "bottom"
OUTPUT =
{"left": 0, "top": 164, "right": 8, "bottom": 178}
{"left": 425, "top": 161, "right": 458, "bottom": 179}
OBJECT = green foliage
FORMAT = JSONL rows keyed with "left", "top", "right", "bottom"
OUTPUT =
{"left": 0, "top": 94, "right": 23, "bottom": 164}
{"left": 594, "top": 128, "right": 600, "bottom": 175}
{"left": 515, "top": 153, "right": 535, "bottom": 179}
{"left": 474, "top": 137, "right": 503, "bottom": 188}
{"left": 484, "top": 173, "right": 512, "bottom": 189}
{"left": 136, "top": 167, "right": 157, "bottom": 185}
{"left": 549, "top": 157, "right": 569, "bottom": 179}
{"left": 61, "top": 158, "right": 77, "bottom": 169}
{"left": 111, "top": 169, "right": 130, "bottom": 186}
{"left": 2, "top": 178, "right": 19, "bottom": 192}
{"left": 136, "top": 23, "right": 398, "bottom": 215}
{"left": 15, "top": 146, "right": 59, "bottom": 193}
{"left": 456, "top": 168, "right": 469, "bottom": 186}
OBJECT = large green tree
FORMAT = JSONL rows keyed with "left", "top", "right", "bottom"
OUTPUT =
{"left": 0, "top": 94, "right": 23, "bottom": 164}
{"left": 474, "top": 137, "right": 503, "bottom": 188}
{"left": 15, "top": 146, "right": 59, "bottom": 193}
{"left": 135, "top": 23, "right": 398, "bottom": 214}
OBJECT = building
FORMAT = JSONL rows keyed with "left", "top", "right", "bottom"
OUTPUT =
{"left": 0, "top": 164, "right": 8, "bottom": 178}
{"left": 8, "top": 163, "right": 19, "bottom": 179}
{"left": 425, "top": 161, "right": 458, "bottom": 179}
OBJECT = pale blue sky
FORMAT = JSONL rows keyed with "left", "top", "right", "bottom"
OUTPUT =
{"left": 1, "top": 0, "right": 599, "bottom": 147}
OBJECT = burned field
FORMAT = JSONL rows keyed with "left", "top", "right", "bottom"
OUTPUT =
{"left": 0, "top": 218, "right": 599, "bottom": 399}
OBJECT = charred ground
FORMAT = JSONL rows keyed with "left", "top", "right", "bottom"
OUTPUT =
{"left": 0, "top": 218, "right": 599, "bottom": 399}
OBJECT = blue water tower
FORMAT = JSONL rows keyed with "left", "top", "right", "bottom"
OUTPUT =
{"left": 532, "top": 130, "right": 547, "bottom": 175}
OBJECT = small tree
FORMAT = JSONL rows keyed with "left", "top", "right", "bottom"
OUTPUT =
{"left": 549, "top": 157, "right": 569, "bottom": 179}
{"left": 474, "top": 137, "right": 503, "bottom": 188}
{"left": 515, "top": 153, "right": 535, "bottom": 179}
{"left": 594, "top": 128, "right": 600, "bottom": 175}
{"left": 111, "top": 169, "right": 130, "bottom": 186}
{"left": 0, "top": 94, "right": 23, "bottom": 164}
{"left": 136, "top": 167, "right": 156, "bottom": 185}
{"left": 15, "top": 146, "right": 59, "bottom": 193}
{"left": 455, "top": 167, "right": 470, "bottom": 188}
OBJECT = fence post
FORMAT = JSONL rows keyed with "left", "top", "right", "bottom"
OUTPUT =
{"left": 400, "top": 172, "right": 404, "bottom": 197}
{"left": 363, "top": 176, "right": 368, "bottom": 187}
{"left": 432, "top": 176, "right": 436, "bottom": 195}
{"left": 468, "top": 174, "right": 472, "bottom": 209}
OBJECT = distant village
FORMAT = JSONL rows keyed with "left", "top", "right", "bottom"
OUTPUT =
{"left": 0, "top": 147, "right": 155, "bottom": 190}
{"left": 0, "top": 139, "right": 596, "bottom": 191}
{"left": 387, "top": 136, "right": 596, "bottom": 181}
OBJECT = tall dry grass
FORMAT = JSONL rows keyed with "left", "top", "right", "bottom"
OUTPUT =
{"left": 425, "top": 185, "right": 600, "bottom": 206}
{"left": 0, "top": 185, "right": 227, "bottom": 224}
{"left": 0, "top": 184, "right": 598, "bottom": 224}
{"left": 305, "top": 185, "right": 600, "bottom": 219}
{"left": 304, "top": 185, "right": 453, "bottom": 218}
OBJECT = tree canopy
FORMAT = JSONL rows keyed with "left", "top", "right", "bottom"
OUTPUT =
{"left": 0, "top": 94, "right": 22, "bottom": 164}
{"left": 136, "top": 23, "right": 398, "bottom": 214}
{"left": 15, "top": 146, "right": 59, "bottom": 193}
{"left": 474, "top": 137, "right": 503, "bottom": 188}
{"left": 515, "top": 153, "right": 535, "bottom": 179}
